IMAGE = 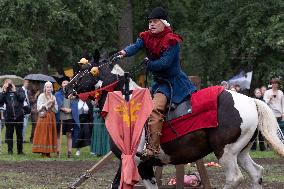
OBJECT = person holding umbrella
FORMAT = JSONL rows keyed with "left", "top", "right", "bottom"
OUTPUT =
{"left": 28, "top": 81, "right": 41, "bottom": 143}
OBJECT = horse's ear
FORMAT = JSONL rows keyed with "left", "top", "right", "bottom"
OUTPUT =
{"left": 82, "top": 49, "right": 90, "bottom": 60}
{"left": 72, "top": 63, "right": 80, "bottom": 75}
{"left": 93, "top": 49, "right": 100, "bottom": 63}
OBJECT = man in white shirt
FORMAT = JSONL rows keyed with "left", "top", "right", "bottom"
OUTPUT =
{"left": 22, "top": 80, "right": 30, "bottom": 143}
{"left": 263, "top": 78, "right": 284, "bottom": 122}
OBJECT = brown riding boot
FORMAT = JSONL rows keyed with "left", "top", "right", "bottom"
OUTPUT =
{"left": 144, "top": 93, "right": 167, "bottom": 159}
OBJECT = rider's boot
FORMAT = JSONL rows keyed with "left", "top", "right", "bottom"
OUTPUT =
{"left": 143, "top": 93, "right": 167, "bottom": 160}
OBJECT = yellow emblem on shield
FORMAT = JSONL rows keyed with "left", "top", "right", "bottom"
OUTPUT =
{"left": 114, "top": 99, "right": 141, "bottom": 127}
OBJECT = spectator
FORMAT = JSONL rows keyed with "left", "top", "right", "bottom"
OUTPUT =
{"left": 220, "top": 81, "right": 229, "bottom": 90}
{"left": 0, "top": 104, "right": 4, "bottom": 129}
{"left": 229, "top": 85, "right": 237, "bottom": 92}
{"left": 0, "top": 86, "right": 4, "bottom": 130}
{"left": 263, "top": 78, "right": 284, "bottom": 122}
{"left": 55, "top": 77, "right": 79, "bottom": 158}
{"left": 254, "top": 88, "right": 263, "bottom": 100}
{"left": 90, "top": 102, "right": 110, "bottom": 156}
{"left": 29, "top": 82, "right": 41, "bottom": 143}
{"left": 21, "top": 79, "right": 30, "bottom": 143}
{"left": 234, "top": 84, "right": 241, "bottom": 93}
{"left": 251, "top": 88, "right": 266, "bottom": 151}
{"left": 0, "top": 79, "right": 26, "bottom": 155}
{"left": 75, "top": 99, "right": 94, "bottom": 156}
{"left": 260, "top": 85, "right": 267, "bottom": 98}
{"left": 32, "top": 81, "right": 58, "bottom": 158}
{"left": 0, "top": 99, "right": 4, "bottom": 146}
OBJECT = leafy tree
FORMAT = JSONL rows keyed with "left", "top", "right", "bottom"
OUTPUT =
{"left": 186, "top": 0, "right": 284, "bottom": 88}
{"left": 0, "top": 0, "right": 283, "bottom": 93}
{"left": 0, "top": 0, "right": 119, "bottom": 76}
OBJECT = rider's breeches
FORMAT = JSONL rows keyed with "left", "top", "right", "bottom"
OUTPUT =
{"left": 147, "top": 92, "right": 167, "bottom": 152}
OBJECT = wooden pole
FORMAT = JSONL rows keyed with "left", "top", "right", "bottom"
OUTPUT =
{"left": 175, "top": 164, "right": 185, "bottom": 189}
{"left": 196, "top": 159, "right": 211, "bottom": 189}
{"left": 68, "top": 151, "right": 114, "bottom": 189}
{"left": 58, "top": 120, "right": 63, "bottom": 158}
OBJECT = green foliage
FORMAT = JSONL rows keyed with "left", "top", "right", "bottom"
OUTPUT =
{"left": 0, "top": 0, "right": 119, "bottom": 76}
{"left": 0, "top": 0, "right": 283, "bottom": 89}
{"left": 185, "top": 0, "right": 284, "bottom": 87}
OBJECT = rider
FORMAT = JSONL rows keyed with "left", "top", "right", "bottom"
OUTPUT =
{"left": 117, "top": 7, "right": 196, "bottom": 158}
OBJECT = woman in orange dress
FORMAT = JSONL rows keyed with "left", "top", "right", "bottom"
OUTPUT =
{"left": 32, "top": 81, "right": 58, "bottom": 158}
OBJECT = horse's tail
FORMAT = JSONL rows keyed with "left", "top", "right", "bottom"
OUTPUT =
{"left": 254, "top": 99, "right": 284, "bottom": 157}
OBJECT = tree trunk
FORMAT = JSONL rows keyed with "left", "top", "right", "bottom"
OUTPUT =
{"left": 48, "top": 51, "right": 65, "bottom": 75}
{"left": 118, "top": 0, "right": 133, "bottom": 70}
{"left": 41, "top": 53, "right": 49, "bottom": 74}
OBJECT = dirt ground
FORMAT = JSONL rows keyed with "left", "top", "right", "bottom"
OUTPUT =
{"left": 0, "top": 158, "right": 284, "bottom": 189}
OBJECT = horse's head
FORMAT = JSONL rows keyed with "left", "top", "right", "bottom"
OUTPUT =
{"left": 64, "top": 50, "right": 119, "bottom": 99}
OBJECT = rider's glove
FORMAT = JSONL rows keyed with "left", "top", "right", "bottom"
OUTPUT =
{"left": 111, "top": 55, "right": 124, "bottom": 63}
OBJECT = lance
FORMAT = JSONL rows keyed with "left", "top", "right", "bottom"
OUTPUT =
{"left": 67, "top": 151, "right": 114, "bottom": 189}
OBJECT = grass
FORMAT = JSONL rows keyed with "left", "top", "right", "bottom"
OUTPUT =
{"left": 0, "top": 122, "right": 102, "bottom": 161}
{"left": 0, "top": 172, "right": 46, "bottom": 189}
{"left": 0, "top": 121, "right": 282, "bottom": 161}
{"left": 264, "top": 165, "right": 284, "bottom": 182}
{"left": 1, "top": 121, "right": 284, "bottom": 188}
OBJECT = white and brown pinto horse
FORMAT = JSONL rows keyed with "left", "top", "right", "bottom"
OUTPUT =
{"left": 65, "top": 59, "right": 284, "bottom": 189}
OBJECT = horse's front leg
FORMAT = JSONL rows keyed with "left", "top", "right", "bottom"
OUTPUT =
{"left": 138, "top": 161, "right": 159, "bottom": 189}
{"left": 109, "top": 137, "right": 122, "bottom": 189}
{"left": 111, "top": 160, "right": 121, "bottom": 189}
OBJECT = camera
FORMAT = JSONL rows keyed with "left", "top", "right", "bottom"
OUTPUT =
{"left": 7, "top": 83, "right": 13, "bottom": 91}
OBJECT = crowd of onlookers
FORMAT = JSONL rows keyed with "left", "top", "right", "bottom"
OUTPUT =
{"left": 220, "top": 77, "right": 284, "bottom": 151}
{"left": 1, "top": 76, "right": 283, "bottom": 157}
{"left": 0, "top": 78, "right": 109, "bottom": 158}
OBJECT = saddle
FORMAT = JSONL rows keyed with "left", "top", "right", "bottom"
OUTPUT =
{"left": 161, "top": 86, "right": 224, "bottom": 143}
{"left": 166, "top": 99, "right": 192, "bottom": 121}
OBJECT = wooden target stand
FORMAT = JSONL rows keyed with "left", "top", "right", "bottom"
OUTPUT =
{"left": 134, "top": 159, "right": 211, "bottom": 189}
{"left": 68, "top": 151, "right": 211, "bottom": 189}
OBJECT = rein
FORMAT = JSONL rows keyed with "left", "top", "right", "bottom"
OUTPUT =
{"left": 93, "top": 56, "right": 179, "bottom": 136}
{"left": 77, "top": 80, "right": 119, "bottom": 101}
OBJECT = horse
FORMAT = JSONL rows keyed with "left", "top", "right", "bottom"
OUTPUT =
{"left": 65, "top": 54, "right": 284, "bottom": 189}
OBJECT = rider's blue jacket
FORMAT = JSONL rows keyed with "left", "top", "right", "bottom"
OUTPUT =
{"left": 124, "top": 37, "right": 196, "bottom": 104}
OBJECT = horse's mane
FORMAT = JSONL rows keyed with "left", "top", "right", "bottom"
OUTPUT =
{"left": 95, "top": 62, "right": 141, "bottom": 110}
{"left": 97, "top": 59, "right": 140, "bottom": 89}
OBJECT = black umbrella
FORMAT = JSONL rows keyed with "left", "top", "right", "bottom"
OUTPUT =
{"left": 24, "top": 74, "right": 56, "bottom": 83}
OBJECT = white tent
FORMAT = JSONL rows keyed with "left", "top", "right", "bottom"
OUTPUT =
{"left": 228, "top": 71, "right": 253, "bottom": 89}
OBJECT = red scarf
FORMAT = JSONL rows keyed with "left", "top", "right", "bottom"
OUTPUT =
{"left": 139, "top": 27, "right": 182, "bottom": 58}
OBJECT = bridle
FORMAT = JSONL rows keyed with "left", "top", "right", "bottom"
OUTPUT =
{"left": 66, "top": 69, "right": 91, "bottom": 96}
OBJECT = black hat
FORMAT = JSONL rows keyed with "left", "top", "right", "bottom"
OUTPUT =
{"left": 58, "top": 76, "right": 70, "bottom": 85}
{"left": 148, "top": 7, "right": 168, "bottom": 20}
